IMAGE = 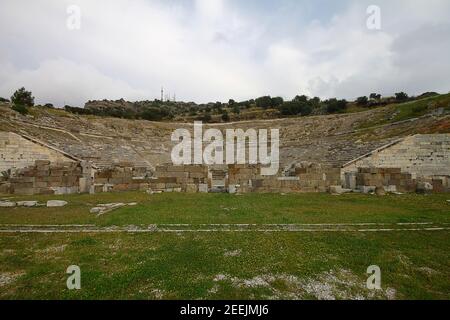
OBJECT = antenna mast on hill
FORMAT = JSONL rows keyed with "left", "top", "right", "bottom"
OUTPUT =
{"left": 161, "top": 87, "right": 164, "bottom": 102}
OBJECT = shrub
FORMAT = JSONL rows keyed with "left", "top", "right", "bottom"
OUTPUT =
{"left": 11, "top": 87, "right": 34, "bottom": 107}
{"left": 271, "top": 97, "right": 284, "bottom": 108}
{"left": 325, "top": 98, "right": 348, "bottom": 113}
{"left": 12, "top": 104, "right": 29, "bottom": 115}
{"left": 395, "top": 92, "right": 409, "bottom": 102}
{"left": 221, "top": 111, "right": 230, "bottom": 122}
{"left": 356, "top": 96, "right": 369, "bottom": 106}
{"left": 279, "top": 101, "right": 312, "bottom": 116}
{"left": 198, "top": 113, "right": 212, "bottom": 123}
{"left": 370, "top": 93, "right": 382, "bottom": 100}
{"left": 255, "top": 96, "right": 273, "bottom": 109}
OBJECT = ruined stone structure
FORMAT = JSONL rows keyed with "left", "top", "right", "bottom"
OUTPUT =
{"left": 93, "top": 164, "right": 152, "bottom": 193}
{"left": 0, "top": 132, "right": 78, "bottom": 172}
{"left": 0, "top": 160, "right": 93, "bottom": 195}
{"left": 342, "top": 134, "right": 450, "bottom": 192}
{"left": 136, "top": 163, "right": 341, "bottom": 194}
{"left": 0, "top": 109, "right": 450, "bottom": 194}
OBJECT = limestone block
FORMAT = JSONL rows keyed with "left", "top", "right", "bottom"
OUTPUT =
{"left": 185, "top": 166, "right": 208, "bottom": 173}
{"left": 17, "top": 201, "right": 38, "bottom": 207}
{"left": 186, "top": 184, "right": 198, "bottom": 193}
{"left": 0, "top": 201, "right": 16, "bottom": 207}
{"left": 166, "top": 165, "right": 185, "bottom": 172}
{"left": 79, "top": 177, "right": 90, "bottom": 193}
{"left": 0, "top": 183, "right": 11, "bottom": 194}
{"left": 384, "top": 185, "right": 397, "bottom": 193}
{"left": 189, "top": 172, "right": 206, "bottom": 179}
{"left": 13, "top": 188, "right": 35, "bottom": 195}
{"left": 359, "top": 186, "right": 376, "bottom": 194}
{"left": 102, "top": 184, "right": 114, "bottom": 193}
{"left": 198, "top": 184, "right": 208, "bottom": 193}
{"left": 47, "top": 200, "right": 68, "bottom": 207}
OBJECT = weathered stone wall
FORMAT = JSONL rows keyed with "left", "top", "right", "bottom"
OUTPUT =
{"left": 149, "top": 165, "right": 209, "bottom": 193}
{"left": 0, "top": 132, "right": 75, "bottom": 172}
{"left": 93, "top": 164, "right": 151, "bottom": 193}
{"left": 0, "top": 160, "right": 87, "bottom": 195}
{"left": 350, "top": 167, "right": 449, "bottom": 193}
{"left": 354, "top": 168, "right": 416, "bottom": 193}
{"left": 342, "top": 134, "right": 450, "bottom": 179}
{"left": 228, "top": 164, "right": 341, "bottom": 193}
{"left": 142, "top": 164, "right": 341, "bottom": 194}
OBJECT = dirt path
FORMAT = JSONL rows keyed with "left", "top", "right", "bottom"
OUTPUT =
{"left": 0, "top": 222, "right": 448, "bottom": 233}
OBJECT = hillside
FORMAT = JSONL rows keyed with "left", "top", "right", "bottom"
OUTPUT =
{"left": 0, "top": 94, "right": 449, "bottom": 170}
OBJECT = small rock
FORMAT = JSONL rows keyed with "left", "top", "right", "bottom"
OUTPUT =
{"left": 90, "top": 207, "right": 102, "bottom": 214}
{"left": 416, "top": 182, "right": 433, "bottom": 194}
{"left": 330, "top": 186, "right": 352, "bottom": 195}
{"left": 17, "top": 201, "right": 38, "bottom": 207}
{"left": 127, "top": 202, "right": 138, "bottom": 206}
{"left": 0, "top": 201, "right": 16, "bottom": 207}
{"left": 375, "top": 186, "right": 386, "bottom": 196}
{"left": 46, "top": 200, "right": 68, "bottom": 207}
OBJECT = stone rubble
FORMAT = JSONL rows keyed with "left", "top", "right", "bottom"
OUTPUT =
{"left": 90, "top": 202, "right": 138, "bottom": 216}
{"left": 0, "top": 200, "right": 69, "bottom": 207}
{"left": 46, "top": 200, "right": 68, "bottom": 207}
{"left": 0, "top": 201, "right": 16, "bottom": 207}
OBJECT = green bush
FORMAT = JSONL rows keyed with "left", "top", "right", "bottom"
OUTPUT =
{"left": 11, "top": 87, "right": 34, "bottom": 107}
{"left": 356, "top": 96, "right": 369, "bottom": 106}
{"left": 12, "top": 104, "right": 29, "bottom": 115}
{"left": 221, "top": 111, "right": 230, "bottom": 122}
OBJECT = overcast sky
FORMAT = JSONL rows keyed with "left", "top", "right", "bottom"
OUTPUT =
{"left": 0, "top": 0, "right": 449, "bottom": 107}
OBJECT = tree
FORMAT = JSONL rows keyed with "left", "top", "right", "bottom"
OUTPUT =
{"left": 395, "top": 92, "right": 409, "bottom": 102}
{"left": 11, "top": 87, "right": 34, "bottom": 107}
{"left": 200, "top": 113, "right": 212, "bottom": 123}
{"left": 370, "top": 93, "right": 382, "bottom": 100}
{"left": 356, "top": 96, "right": 369, "bottom": 106}
{"left": 228, "top": 99, "right": 235, "bottom": 106}
{"left": 255, "top": 96, "right": 273, "bottom": 109}
{"left": 271, "top": 97, "right": 284, "bottom": 108}
{"left": 12, "top": 104, "right": 29, "bottom": 115}
{"left": 279, "top": 101, "right": 312, "bottom": 116}
{"left": 0, "top": 97, "right": 9, "bottom": 103}
{"left": 232, "top": 104, "right": 240, "bottom": 114}
{"left": 325, "top": 98, "right": 347, "bottom": 113}
{"left": 310, "top": 97, "right": 321, "bottom": 108}
{"left": 141, "top": 107, "right": 166, "bottom": 121}
{"left": 293, "top": 95, "right": 308, "bottom": 103}
{"left": 221, "top": 111, "right": 230, "bottom": 122}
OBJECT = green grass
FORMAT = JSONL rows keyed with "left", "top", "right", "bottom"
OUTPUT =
{"left": 1, "top": 192, "right": 449, "bottom": 226}
{"left": 357, "top": 93, "right": 450, "bottom": 130}
{"left": 0, "top": 192, "right": 449, "bottom": 300}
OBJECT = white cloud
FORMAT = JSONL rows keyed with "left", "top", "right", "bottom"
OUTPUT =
{"left": 0, "top": 0, "right": 449, "bottom": 106}
{"left": 0, "top": 59, "right": 146, "bottom": 106}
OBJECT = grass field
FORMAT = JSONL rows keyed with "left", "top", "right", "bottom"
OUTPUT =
{"left": 0, "top": 192, "right": 449, "bottom": 300}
